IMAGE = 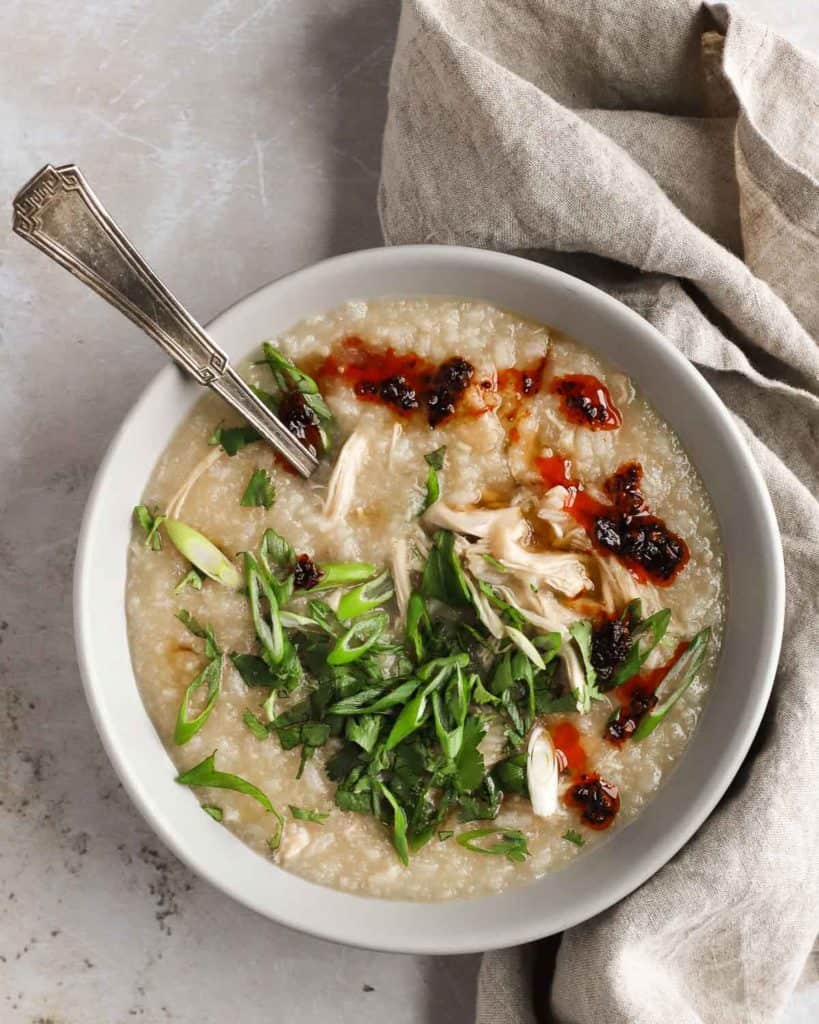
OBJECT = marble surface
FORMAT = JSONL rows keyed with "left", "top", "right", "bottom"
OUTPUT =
{"left": 0, "top": 2, "right": 816, "bottom": 1022}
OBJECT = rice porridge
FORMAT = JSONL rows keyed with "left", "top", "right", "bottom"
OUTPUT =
{"left": 126, "top": 297, "right": 724, "bottom": 901}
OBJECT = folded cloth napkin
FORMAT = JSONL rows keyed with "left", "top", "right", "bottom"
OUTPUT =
{"left": 378, "top": 2, "right": 819, "bottom": 1021}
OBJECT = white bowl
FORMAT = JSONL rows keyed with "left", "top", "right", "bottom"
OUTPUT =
{"left": 75, "top": 245, "right": 784, "bottom": 954}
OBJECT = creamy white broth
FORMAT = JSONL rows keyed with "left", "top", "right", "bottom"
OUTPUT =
{"left": 126, "top": 297, "right": 724, "bottom": 901}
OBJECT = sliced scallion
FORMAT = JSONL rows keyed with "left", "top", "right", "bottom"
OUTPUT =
{"left": 456, "top": 828, "right": 529, "bottom": 862}
{"left": 174, "top": 655, "right": 223, "bottom": 745}
{"left": 240, "top": 468, "right": 276, "bottom": 509}
{"left": 245, "top": 552, "right": 284, "bottom": 666}
{"left": 174, "top": 568, "right": 203, "bottom": 594}
{"left": 632, "top": 628, "right": 711, "bottom": 740}
{"left": 289, "top": 806, "right": 330, "bottom": 824}
{"left": 306, "top": 561, "right": 377, "bottom": 593}
{"left": 242, "top": 708, "right": 269, "bottom": 740}
{"left": 336, "top": 570, "right": 394, "bottom": 620}
{"left": 611, "top": 608, "right": 672, "bottom": 688}
{"left": 164, "top": 518, "right": 242, "bottom": 590}
{"left": 376, "top": 782, "right": 409, "bottom": 866}
{"left": 326, "top": 611, "right": 389, "bottom": 666}
{"left": 176, "top": 751, "right": 275, "bottom": 813}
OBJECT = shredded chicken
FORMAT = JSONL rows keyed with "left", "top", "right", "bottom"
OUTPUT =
{"left": 535, "top": 485, "right": 574, "bottom": 539}
{"left": 423, "top": 502, "right": 517, "bottom": 538}
{"left": 166, "top": 447, "right": 224, "bottom": 519}
{"left": 387, "top": 422, "right": 403, "bottom": 470}
{"left": 323, "top": 428, "right": 368, "bottom": 521}
{"left": 485, "top": 510, "right": 592, "bottom": 597}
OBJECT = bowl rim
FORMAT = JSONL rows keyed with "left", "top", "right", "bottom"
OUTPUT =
{"left": 74, "top": 244, "right": 785, "bottom": 954}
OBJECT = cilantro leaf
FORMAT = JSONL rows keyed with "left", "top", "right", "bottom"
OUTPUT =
{"left": 230, "top": 653, "right": 277, "bottom": 688}
{"left": 563, "top": 828, "right": 585, "bottom": 847}
{"left": 420, "top": 530, "right": 471, "bottom": 607}
{"left": 420, "top": 446, "right": 446, "bottom": 513}
{"left": 240, "top": 468, "right": 276, "bottom": 509}
{"left": 208, "top": 423, "right": 260, "bottom": 456}
{"left": 133, "top": 505, "right": 166, "bottom": 550}
{"left": 453, "top": 715, "right": 486, "bottom": 793}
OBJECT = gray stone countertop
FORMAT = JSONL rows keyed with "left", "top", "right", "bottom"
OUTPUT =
{"left": 1, "top": 1, "right": 816, "bottom": 1021}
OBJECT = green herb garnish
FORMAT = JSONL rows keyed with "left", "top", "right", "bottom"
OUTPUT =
{"left": 336, "top": 570, "right": 394, "bottom": 620}
{"left": 245, "top": 551, "right": 285, "bottom": 667}
{"left": 563, "top": 828, "right": 585, "bottom": 847}
{"left": 261, "top": 343, "right": 333, "bottom": 453}
{"left": 242, "top": 708, "right": 269, "bottom": 740}
{"left": 437, "top": 830, "right": 454, "bottom": 841}
{"left": 289, "top": 806, "right": 330, "bottom": 824}
{"left": 377, "top": 781, "right": 410, "bottom": 866}
{"left": 327, "top": 612, "right": 389, "bottom": 666}
{"left": 632, "top": 628, "right": 711, "bottom": 740}
{"left": 230, "top": 653, "right": 277, "bottom": 688}
{"left": 208, "top": 423, "right": 260, "bottom": 456}
{"left": 481, "top": 553, "right": 508, "bottom": 573}
{"left": 307, "top": 562, "right": 377, "bottom": 593}
{"left": 174, "top": 654, "right": 223, "bottom": 745}
{"left": 202, "top": 804, "right": 223, "bottom": 821}
{"left": 420, "top": 446, "right": 446, "bottom": 513}
{"left": 266, "top": 806, "right": 286, "bottom": 852}
{"left": 456, "top": 828, "right": 530, "bottom": 862}
{"left": 133, "top": 505, "right": 166, "bottom": 550}
{"left": 568, "top": 619, "right": 604, "bottom": 712}
{"left": 420, "top": 530, "right": 471, "bottom": 607}
{"left": 174, "top": 568, "right": 203, "bottom": 594}
{"left": 176, "top": 751, "right": 276, "bottom": 813}
{"left": 240, "top": 468, "right": 276, "bottom": 509}
{"left": 610, "top": 607, "right": 672, "bottom": 689}
{"left": 165, "top": 518, "right": 242, "bottom": 590}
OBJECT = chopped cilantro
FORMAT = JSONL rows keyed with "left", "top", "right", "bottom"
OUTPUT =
{"left": 289, "top": 806, "right": 330, "bottom": 824}
{"left": 420, "top": 446, "right": 446, "bottom": 513}
{"left": 240, "top": 468, "right": 276, "bottom": 509}
{"left": 133, "top": 505, "right": 166, "bottom": 550}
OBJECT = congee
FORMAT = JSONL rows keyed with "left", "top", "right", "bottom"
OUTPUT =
{"left": 127, "top": 297, "right": 724, "bottom": 900}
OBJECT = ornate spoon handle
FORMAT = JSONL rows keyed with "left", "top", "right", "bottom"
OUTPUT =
{"left": 12, "top": 164, "right": 318, "bottom": 478}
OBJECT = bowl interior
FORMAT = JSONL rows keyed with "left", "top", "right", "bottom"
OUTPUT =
{"left": 75, "top": 245, "right": 783, "bottom": 954}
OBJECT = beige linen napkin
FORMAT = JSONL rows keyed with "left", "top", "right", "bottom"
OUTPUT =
{"left": 378, "top": 2, "right": 819, "bottom": 1021}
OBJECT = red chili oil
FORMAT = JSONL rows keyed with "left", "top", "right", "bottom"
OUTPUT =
{"left": 498, "top": 357, "right": 548, "bottom": 398}
{"left": 535, "top": 457, "right": 689, "bottom": 586}
{"left": 277, "top": 391, "right": 323, "bottom": 458}
{"left": 550, "top": 721, "right": 588, "bottom": 777}
{"left": 590, "top": 614, "right": 633, "bottom": 690}
{"left": 315, "top": 337, "right": 475, "bottom": 427}
{"left": 551, "top": 374, "right": 622, "bottom": 430}
{"left": 564, "top": 773, "right": 620, "bottom": 829}
{"left": 606, "top": 640, "right": 689, "bottom": 743}
{"left": 427, "top": 357, "right": 475, "bottom": 426}
{"left": 293, "top": 554, "right": 324, "bottom": 590}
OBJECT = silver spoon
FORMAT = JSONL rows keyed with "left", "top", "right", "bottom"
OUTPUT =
{"left": 12, "top": 164, "right": 319, "bottom": 478}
